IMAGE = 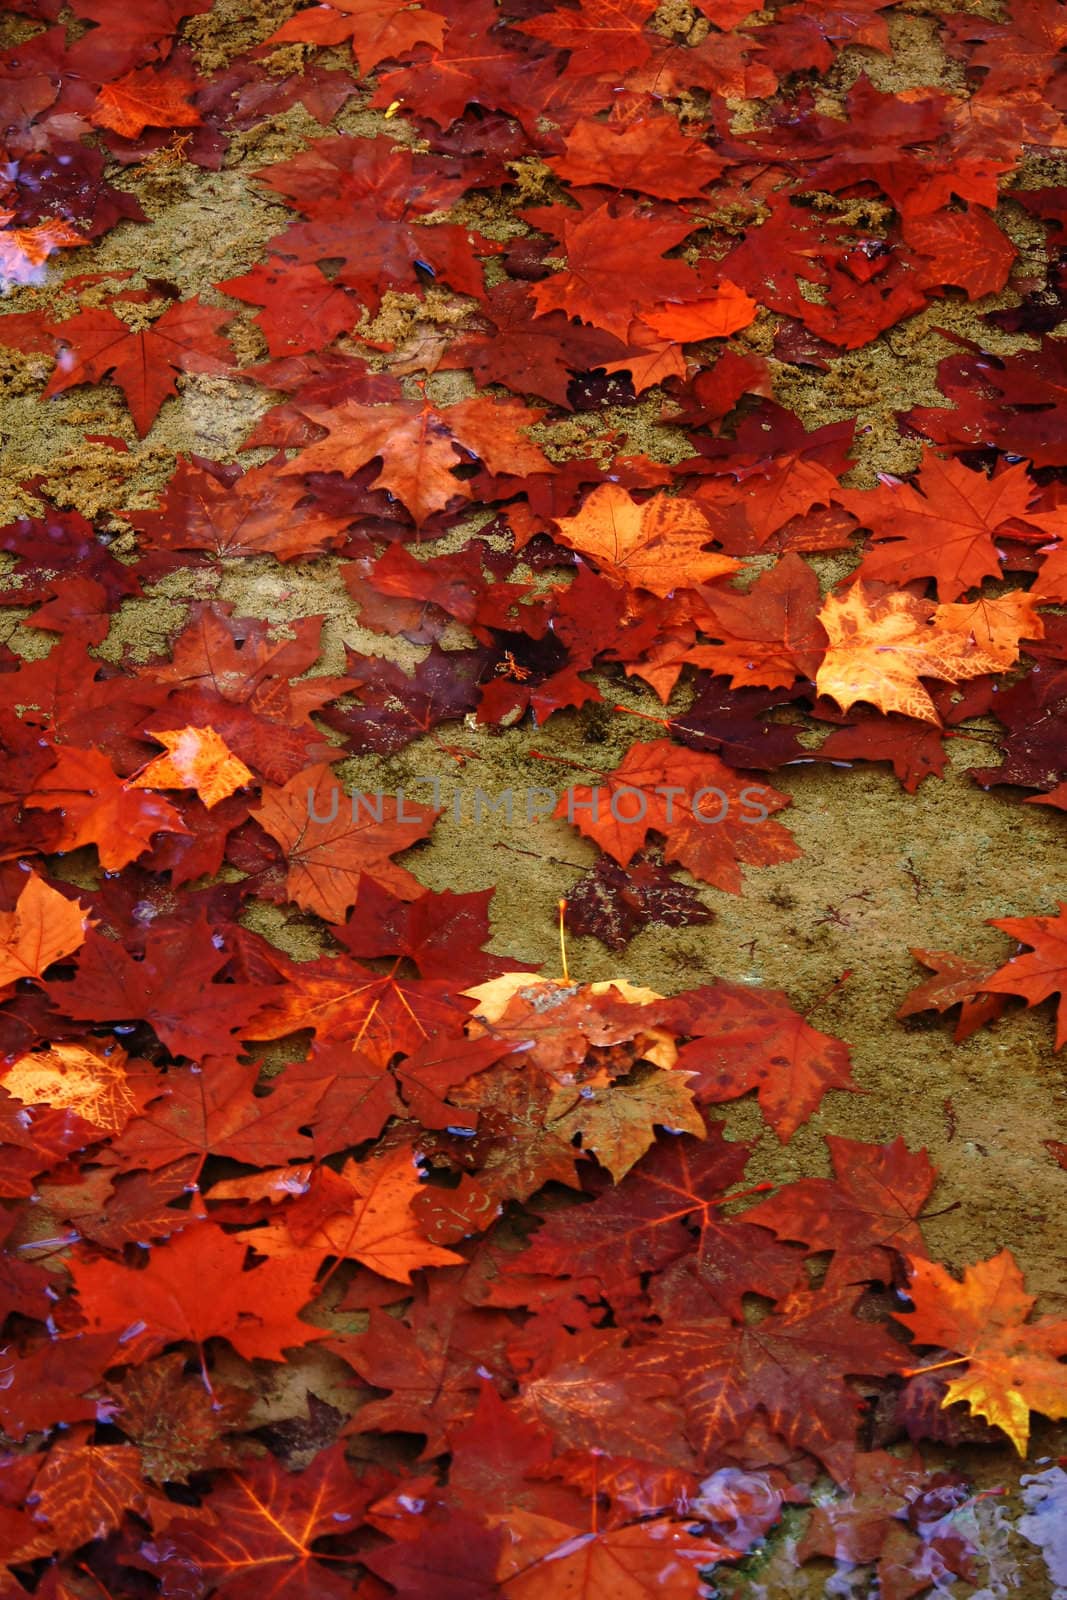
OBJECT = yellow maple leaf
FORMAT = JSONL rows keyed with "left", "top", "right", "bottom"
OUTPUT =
{"left": 897, "top": 1248, "right": 1067, "bottom": 1455}
{"left": 131, "top": 726, "right": 254, "bottom": 808}
{"left": 816, "top": 582, "right": 1006, "bottom": 723}
{"left": 553, "top": 484, "right": 738, "bottom": 597}
{"left": 3, "top": 1040, "right": 135, "bottom": 1135}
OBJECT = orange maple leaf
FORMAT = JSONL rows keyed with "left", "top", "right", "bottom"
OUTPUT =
{"left": 638, "top": 284, "right": 757, "bottom": 342}
{"left": 3, "top": 1040, "right": 135, "bottom": 1136}
{"left": 130, "top": 725, "right": 254, "bottom": 808}
{"left": 552, "top": 484, "right": 738, "bottom": 597}
{"left": 0, "top": 873, "right": 91, "bottom": 988}
{"left": 72, "top": 1219, "right": 326, "bottom": 1363}
{"left": 0, "top": 211, "right": 83, "bottom": 288}
{"left": 896, "top": 1248, "right": 1067, "bottom": 1454}
{"left": 238, "top": 1145, "right": 464, "bottom": 1282}
{"left": 267, "top": 0, "right": 447, "bottom": 72}
{"left": 931, "top": 589, "right": 1045, "bottom": 668}
{"left": 493, "top": 1511, "right": 735, "bottom": 1599}
{"left": 554, "top": 739, "right": 800, "bottom": 893}
{"left": 837, "top": 453, "right": 1041, "bottom": 602}
{"left": 280, "top": 394, "right": 548, "bottom": 525}
{"left": 25, "top": 745, "right": 189, "bottom": 870}
{"left": 91, "top": 66, "right": 201, "bottom": 139}
{"left": 984, "top": 902, "right": 1067, "bottom": 1049}
{"left": 252, "top": 762, "right": 438, "bottom": 922}
{"left": 816, "top": 582, "right": 1007, "bottom": 723}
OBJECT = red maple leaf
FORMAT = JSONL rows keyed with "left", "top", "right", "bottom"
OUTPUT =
{"left": 19, "top": 297, "right": 232, "bottom": 435}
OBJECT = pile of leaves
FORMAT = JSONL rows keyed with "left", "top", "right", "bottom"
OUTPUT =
{"left": 0, "top": 0, "right": 1066, "bottom": 1593}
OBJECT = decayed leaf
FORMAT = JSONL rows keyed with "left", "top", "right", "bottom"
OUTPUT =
{"left": 0, "top": 873, "right": 90, "bottom": 988}
{"left": 896, "top": 1249, "right": 1067, "bottom": 1454}
{"left": 816, "top": 583, "right": 1006, "bottom": 723}
{"left": 552, "top": 484, "right": 738, "bottom": 596}
{"left": 130, "top": 725, "right": 254, "bottom": 808}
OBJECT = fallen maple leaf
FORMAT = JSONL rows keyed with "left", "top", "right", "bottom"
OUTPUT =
{"left": 280, "top": 394, "right": 548, "bottom": 525}
{"left": 26, "top": 745, "right": 189, "bottom": 870}
{"left": 547, "top": 115, "right": 726, "bottom": 199}
{"left": 266, "top": 0, "right": 447, "bottom": 73}
{"left": 837, "top": 452, "right": 1039, "bottom": 602}
{"left": 932, "top": 590, "right": 1044, "bottom": 667}
{"left": 493, "top": 1510, "right": 734, "bottom": 1600}
{"left": 553, "top": 739, "right": 800, "bottom": 894}
{"left": 0, "top": 212, "right": 83, "bottom": 288}
{"left": 895, "top": 1248, "right": 1067, "bottom": 1454}
{"left": 143, "top": 1446, "right": 366, "bottom": 1600}
{"left": 19, "top": 1439, "right": 148, "bottom": 1557}
{"left": 687, "top": 552, "right": 826, "bottom": 689}
{"left": 638, "top": 285, "right": 757, "bottom": 342}
{"left": 2, "top": 1040, "right": 135, "bottom": 1136}
{"left": 240, "top": 1145, "right": 465, "bottom": 1282}
{"left": 667, "top": 981, "right": 860, "bottom": 1142}
{"left": 129, "top": 726, "right": 254, "bottom": 809}
{"left": 897, "top": 948, "right": 1007, "bottom": 1042}
{"left": 252, "top": 762, "right": 439, "bottom": 922}
{"left": 91, "top": 65, "right": 201, "bottom": 138}
{"left": 530, "top": 202, "right": 699, "bottom": 339}
{"left": 27, "top": 298, "right": 233, "bottom": 436}
{"left": 0, "top": 873, "right": 90, "bottom": 988}
{"left": 816, "top": 582, "right": 1005, "bottom": 723}
{"left": 552, "top": 484, "right": 738, "bottom": 596}
{"left": 983, "top": 902, "right": 1067, "bottom": 1049}
{"left": 71, "top": 1218, "right": 326, "bottom": 1363}
{"left": 517, "top": 0, "right": 658, "bottom": 76}
{"left": 746, "top": 1135, "right": 936, "bottom": 1284}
